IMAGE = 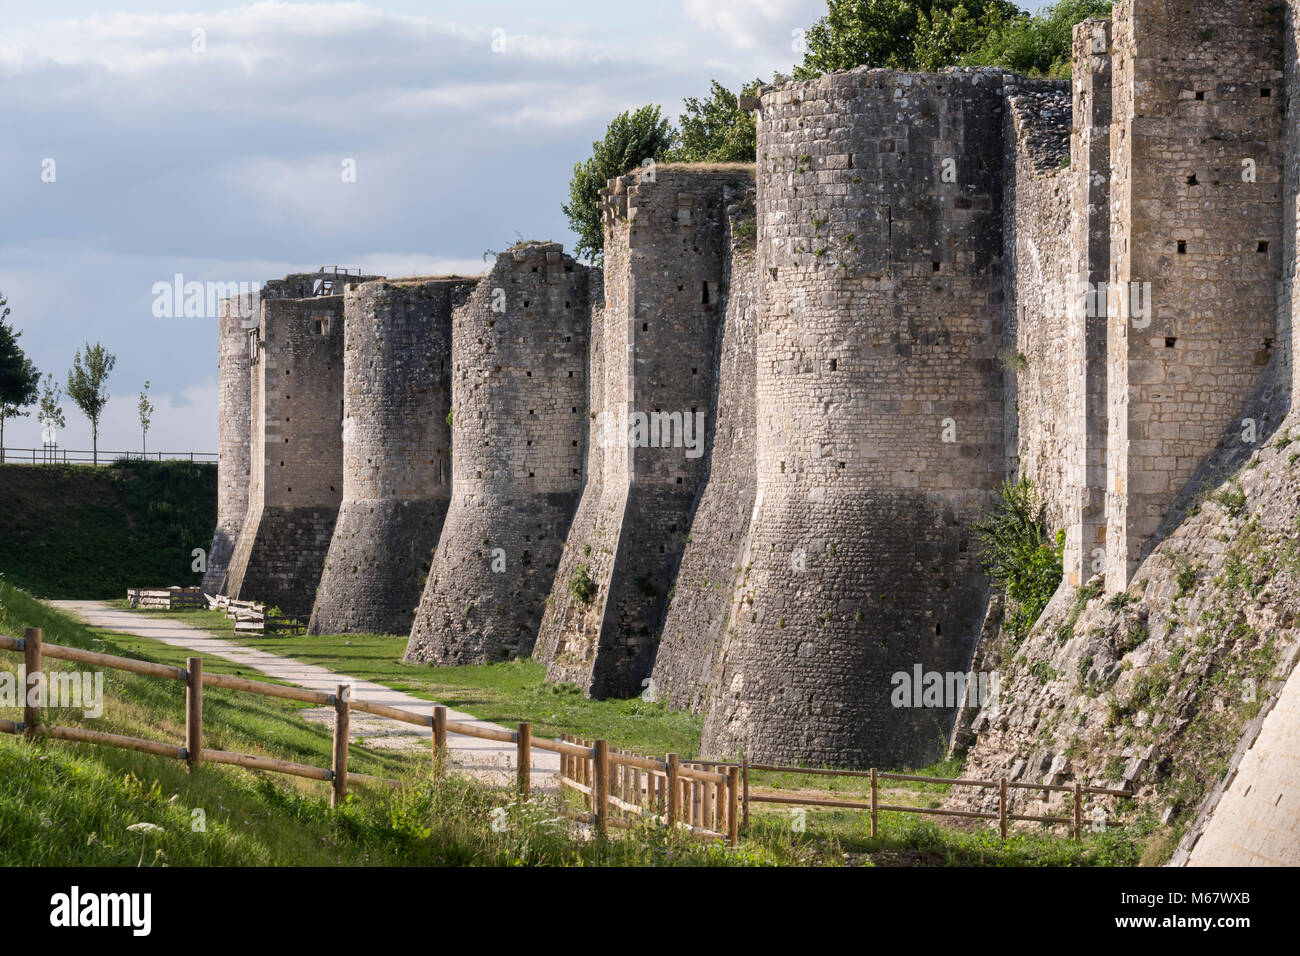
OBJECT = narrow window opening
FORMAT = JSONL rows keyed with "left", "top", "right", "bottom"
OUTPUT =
{"left": 1177, "top": 241, "right": 1187, "bottom": 254}
{"left": 1165, "top": 337, "right": 1177, "bottom": 349}
{"left": 642, "top": 322, "right": 649, "bottom": 332}
{"left": 1187, "top": 174, "right": 1198, "bottom": 186}
{"left": 701, "top": 281, "right": 710, "bottom": 305}
{"left": 932, "top": 261, "right": 941, "bottom": 272}
{"left": 1194, "top": 90, "right": 1205, "bottom": 100}
{"left": 830, "top": 358, "right": 838, "bottom": 371}
{"left": 1262, "top": 88, "right": 1273, "bottom": 97}
{"left": 1259, "top": 241, "right": 1270, "bottom": 253}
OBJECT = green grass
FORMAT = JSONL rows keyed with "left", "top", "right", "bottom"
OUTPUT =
{"left": 0, "top": 579, "right": 781, "bottom": 866}
{"left": 1, "top": 585, "right": 1145, "bottom": 865}
{"left": 111, "top": 602, "right": 703, "bottom": 758}
{"left": 0, "top": 460, "right": 215, "bottom": 598}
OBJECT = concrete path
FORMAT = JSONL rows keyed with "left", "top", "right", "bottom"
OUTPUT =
{"left": 50, "top": 600, "right": 560, "bottom": 787}
{"left": 1184, "top": 658, "right": 1300, "bottom": 866}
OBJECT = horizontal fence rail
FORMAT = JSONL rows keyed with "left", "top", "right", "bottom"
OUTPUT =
{"left": 0, "top": 448, "right": 216, "bottom": 465}
{"left": 1, "top": 628, "right": 1130, "bottom": 846}
{"left": 0, "top": 628, "right": 738, "bottom": 841}
{"left": 714, "top": 761, "right": 1131, "bottom": 840}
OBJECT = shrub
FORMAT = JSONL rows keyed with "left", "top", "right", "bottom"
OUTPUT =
{"left": 569, "top": 564, "right": 596, "bottom": 604}
{"left": 972, "top": 477, "right": 1064, "bottom": 641}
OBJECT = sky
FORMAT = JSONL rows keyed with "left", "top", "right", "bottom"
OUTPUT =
{"left": 0, "top": 0, "right": 1056, "bottom": 454}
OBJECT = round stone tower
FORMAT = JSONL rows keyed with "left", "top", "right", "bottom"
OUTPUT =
{"left": 404, "top": 243, "right": 592, "bottom": 664}
{"left": 203, "top": 294, "right": 254, "bottom": 595}
{"left": 700, "top": 69, "right": 1009, "bottom": 768}
{"left": 308, "top": 277, "right": 477, "bottom": 635}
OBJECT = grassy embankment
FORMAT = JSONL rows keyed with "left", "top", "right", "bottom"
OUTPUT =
{"left": 103, "top": 602, "right": 1150, "bottom": 865}
{"left": 0, "top": 460, "right": 214, "bottom": 598}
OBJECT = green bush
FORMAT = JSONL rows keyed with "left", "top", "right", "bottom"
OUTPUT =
{"left": 972, "top": 477, "right": 1064, "bottom": 641}
{"left": 569, "top": 564, "right": 596, "bottom": 604}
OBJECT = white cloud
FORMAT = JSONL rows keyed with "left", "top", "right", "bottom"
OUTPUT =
{"left": 682, "top": 0, "right": 823, "bottom": 54}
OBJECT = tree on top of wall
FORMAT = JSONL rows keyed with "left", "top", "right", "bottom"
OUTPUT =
{"left": 795, "top": 0, "right": 1113, "bottom": 79}
{"left": 0, "top": 291, "right": 41, "bottom": 464}
{"left": 672, "top": 80, "right": 762, "bottom": 165}
{"left": 562, "top": 105, "right": 678, "bottom": 264}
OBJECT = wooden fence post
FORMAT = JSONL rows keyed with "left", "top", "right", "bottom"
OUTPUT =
{"left": 432, "top": 705, "right": 447, "bottom": 774}
{"left": 593, "top": 739, "right": 609, "bottom": 834}
{"left": 666, "top": 753, "right": 680, "bottom": 826}
{"left": 742, "top": 758, "right": 750, "bottom": 831}
{"left": 727, "top": 766, "right": 740, "bottom": 846}
{"left": 331, "top": 684, "right": 350, "bottom": 808}
{"left": 23, "top": 628, "right": 41, "bottom": 740}
{"left": 870, "top": 767, "right": 878, "bottom": 837}
{"left": 1073, "top": 783, "right": 1083, "bottom": 841}
{"left": 999, "top": 777, "right": 1008, "bottom": 840}
{"left": 517, "top": 722, "right": 531, "bottom": 798}
{"left": 185, "top": 657, "right": 203, "bottom": 770}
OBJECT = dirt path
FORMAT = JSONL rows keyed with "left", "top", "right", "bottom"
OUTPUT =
{"left": 50, "top": 600, "right": 560, "bottom": 787}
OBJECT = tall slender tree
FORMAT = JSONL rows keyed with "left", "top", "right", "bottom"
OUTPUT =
{"left": 66, "top": 342, "right": 117, "bottom": 465}
{"left": 138, "top": 380, "right": 154, "bottom": 456}
{"left": 37, "top": 373, "right": 68, "bottom": 462}
{"left": 0, "top": 291, "right": 41, "bottom": 464}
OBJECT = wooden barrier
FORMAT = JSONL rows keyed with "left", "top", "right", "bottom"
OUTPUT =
{"left": 128, "top": 587, "right": 205, "bottom": 610}
{"left": 728, "top": 760, "right": 1130, "bottom": 840}
{"left": 0, "top": 627, "right": 1128, "bottom": 848}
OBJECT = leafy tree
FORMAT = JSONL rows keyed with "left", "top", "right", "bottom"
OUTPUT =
{"left": 0, "top": 292, "right": 41, "bottom": 463}
{"left": 972, "top": 476, "right": 1064, "bottom": 642}
{"left": 37, "top": 373, "right": 67, "bottom": 449}
{"left": 794, "top": 0, "right": 1107, "bottom": 78}
{"left": 673, "top": 80, "right": 761, "bottom": 163}
{"left": 66, "top": 342, "right": 117, "bottom": 465}
{"left": 562, "top": 105, "right": 677, "bottom": 263}
{"left": 795, "top": 0, "right": 1019, "bottom": 76}
{"left": 138, "top": 380, "right": 154, "bottom": 455}
{"left": 963, "top": 0, "right": 1114, "bottom": 77}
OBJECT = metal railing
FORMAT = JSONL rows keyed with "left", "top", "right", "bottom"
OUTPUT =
{"left": 0, "top": 447, "right": 216, "bottom": 465}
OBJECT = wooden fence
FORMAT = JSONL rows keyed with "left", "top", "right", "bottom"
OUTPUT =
{"left": 205, "top": 594, "right": 306, "bottom": 635}
{"left": 663, "top": 760, "right": 1132, "bottom": 841}
{"left": 558, "top": 736, "right": 739, "bottom": 843}
{"left": 1, "top": 626, "right": 1126, "bottom": 845}
{"left": 127, "top": 587, "right": 206, "bottom": 610}
{"left": 0, "top": 628, "right": 733, "bottom": 841}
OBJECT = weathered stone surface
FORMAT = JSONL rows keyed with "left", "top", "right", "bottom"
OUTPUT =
{"left": 535, "top": 165, "right": 756, "bottom": 699}
{"left": 309, "top": 277, "right": 477, "bottom": 635}
{"left": 404, "top": 243, "right": 593, "bottom": 664}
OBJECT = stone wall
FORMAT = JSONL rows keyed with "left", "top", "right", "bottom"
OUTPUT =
{"left": 309, "top": 276, "right": 478, "bottom": 635}
{"left": 650, "top": 185, "right": 759, "bottom": 711}
{"left": 698, "top": 69, "right": 1007, "bottom": 768}
{"left": 534, "top": 165, "right": 755, "bottom": 698}
{"left": 1001, "top": 79, "right": 1073, "bottom": 556}
{"left": 1105, "top": 0, "right": 1285, "bottom": 590}
{"left": 202, "top": 294, "right": 255, "bottom": 594}
{"left": 224, "top": 273, "right": 383, "bottom": 617}
{"left": 1066, "top": 19, "right": 1113, "bottom": 588}
{"left": 404, "top": 244, "right": 592, "bottom": 664}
